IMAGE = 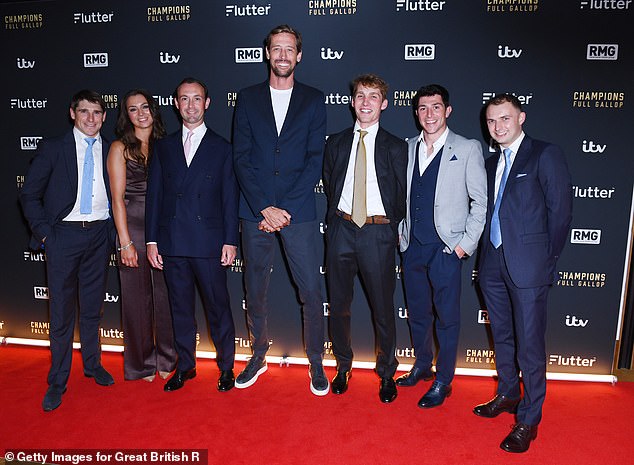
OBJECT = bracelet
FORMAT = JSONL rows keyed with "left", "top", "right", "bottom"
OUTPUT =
{"left": 117, "top": 240, "right": 134, "bottom": 251}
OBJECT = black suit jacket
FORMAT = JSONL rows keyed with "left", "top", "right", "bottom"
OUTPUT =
{"left": 145, "top": 128, "right": 239, "bottom": 258}
{"left": 323, "top": 126, "right": 408, "bottom": 234}
{"left": 20, "top": 131, "right": 113, "bottom": 250}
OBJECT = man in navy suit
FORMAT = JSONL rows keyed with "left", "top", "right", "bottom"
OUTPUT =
{"left": 20, "top": 89, "right": 115, "bottom": 411}
{"left": 397, "top": 84, "right": 487, "bottom": 408}
{"left": 474, "top": 94, "right": 572, "bottom": 453}
{"left": 146, "top": 77, "right": 239, "bottom": 393}
{"left": 232, "top": 25, "right": 328, "bottom": 395}
{"left": 323, "top": 74, "right": 407, "bottom": 403}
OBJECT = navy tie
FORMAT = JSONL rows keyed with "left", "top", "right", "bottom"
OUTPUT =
{"left": 490, "top": 148, "right": 512, "bottom": 249}
{"left": 80, "top": 137, "right": 96, "bottom": 214}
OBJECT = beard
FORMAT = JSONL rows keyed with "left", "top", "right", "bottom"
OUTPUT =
{"left": 270, "top": 60, "right": 295, "bottom": 78}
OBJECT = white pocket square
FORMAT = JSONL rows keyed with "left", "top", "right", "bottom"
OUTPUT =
{"left": 516, "top": 173, "right": 527, "bottom": 178}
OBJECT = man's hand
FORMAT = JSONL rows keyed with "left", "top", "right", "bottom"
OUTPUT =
{"left": 147, "top": 243, "right": 163, "bottom": 270}
{"left": 221, "top": 245, "right": 237, "bottom": 266}
{"left": 260, "top": 206, "right": 291, "bottom": 231}
{"left": 455, "top": 245, "right": 467, "bottom": 259}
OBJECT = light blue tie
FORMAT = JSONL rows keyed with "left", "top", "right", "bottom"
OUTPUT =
{"left": 80, "top": 137, "right": 96, "bottom": 214}
{"left": 490, "top": 148, "right": 512, "bottom": 249}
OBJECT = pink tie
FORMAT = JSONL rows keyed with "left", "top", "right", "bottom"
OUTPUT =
{"left": 183, "top": 130, "right": 193, "bottom": 162}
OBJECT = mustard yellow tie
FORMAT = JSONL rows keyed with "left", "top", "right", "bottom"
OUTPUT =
{"left": 352, "top": 130, "right": 368, "bottom": 228}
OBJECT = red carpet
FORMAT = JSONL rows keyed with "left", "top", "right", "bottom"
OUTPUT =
{"left": 1, "top": 345, "right": 632, "bottom": 465}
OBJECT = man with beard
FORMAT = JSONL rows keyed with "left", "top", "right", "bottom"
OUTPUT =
{"left": 232, "top": 25, "right": 328, "bottom": 395}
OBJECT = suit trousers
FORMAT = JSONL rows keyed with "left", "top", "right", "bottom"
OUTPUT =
{"left": 242, "top": 220, "right": 324, "bottom": 364}
{"left": 479, "top": 245, "right": 549, "bottom": 426}
{"left": 44, "top": 220, "right": 112, "bottom": 389}
{"left": 402, "top": 240, "right": 462, "bottom": 385}
{"left": 326, "top": 216, "right": 398, "bottom": 378}
{"left": 163, "top": 256, "right": 235, "bottom": 372}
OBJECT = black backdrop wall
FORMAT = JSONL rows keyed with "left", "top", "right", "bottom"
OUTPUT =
{"left": 1, "top": 0, "right": 632, "bottom": 378}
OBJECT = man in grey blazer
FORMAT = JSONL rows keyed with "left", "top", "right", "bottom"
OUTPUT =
{"left": 397, "top": 84, "right": 487, "bottom": 408}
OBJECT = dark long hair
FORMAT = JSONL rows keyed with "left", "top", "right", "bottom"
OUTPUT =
{"left": 115, "top": 89, "right": 166, "bottom": 167}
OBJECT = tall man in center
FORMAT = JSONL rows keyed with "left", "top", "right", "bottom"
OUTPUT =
{"left": 323, "top": 74, "right": 407, "bottom": 403}
{"left": 232, "top": 25, "right": 328, "bottom": 395}
{"left": 397, "top": 84, "right": 487, "bottom": 408}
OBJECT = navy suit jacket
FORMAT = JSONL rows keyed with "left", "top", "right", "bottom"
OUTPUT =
{"left": 145, "top": 128, "right": 239, "bottom": 258}
{"left": 232, "top": 80, "right": 326, "bottom": 223}
{"left": 323, "top": 126, "right": 408, "bottom": 235}
{"left": 20, "top": 131, "right": 113, "bottom": 250}
{"left": 479, "top": 135, "right": 572, "bottom": 288}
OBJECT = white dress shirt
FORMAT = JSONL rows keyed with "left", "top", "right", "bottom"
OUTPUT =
{"left": 337, "top": 121, "right": 386, "bottom": 216}
{"left": 182, "top": 123, "right": 207, "bottom": 167}
{"left": 63, "top": 127, "right": 109, "bottom": 221}
{"left": 417, "top": 127, "right": 449, "bottom": 176}
{"left": 494, "top": 132, "right": 525, "bottom": 199}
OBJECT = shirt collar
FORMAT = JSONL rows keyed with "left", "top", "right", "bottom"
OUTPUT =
{"left": 501, "top": 131, "right": 525, "bottom": 156}
{"left": 73, "top": 127, "right": 101, "bottom": 144}
{"left": 419, "top": 126, "right": 449, "bottom": 151}
{"left": 353, "top": 121, "right": 379, "bottom": 136}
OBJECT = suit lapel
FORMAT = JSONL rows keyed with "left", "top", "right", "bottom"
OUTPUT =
{"left": 279, "top": 83, "right": 304, "bottom": 137}
{"left": 63, "top": 131, "right": 79, "bottom": 191}
{"left": 256, "top": 81, "right": 278, "bottom": 138}
{"left": 505, "top": 136, "right": 532, "bottom": 193}
{"left": 333, "top": 130, "right": 354, "bottom": 202}
{"left": 436, "top": 129, "right": 455, "bottom": 189}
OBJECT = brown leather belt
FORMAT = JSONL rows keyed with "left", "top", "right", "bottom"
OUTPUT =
{"left": 62, "top": 220, "right": 107, "bottom": 228}
{"left": 336, "top": 209, "right": 390, "bottom": 225}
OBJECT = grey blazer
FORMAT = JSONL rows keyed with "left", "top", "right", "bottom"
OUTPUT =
{"left": 398, "top": 129, "right": 487, "bottom": 255}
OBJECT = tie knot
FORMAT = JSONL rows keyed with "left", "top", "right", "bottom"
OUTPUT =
{"left": 358, "top": 129, "right": 368, "bottom": 139}
{"left": 503, "top": 148, "right": 512, "bottom": 160}
{"left": 85, "top": 137, "right": 96, "bottom": 147}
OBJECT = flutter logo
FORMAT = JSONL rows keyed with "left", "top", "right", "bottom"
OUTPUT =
{"left": 10, "top": 98, "right": 47, "bottom": 109}
{"left": 482, "top": 92, "right": 532, "bottom": 105}
{"left": 549, "top": 354, "right": 596, "bottom": 367}
{"left": 580, "top": 0, "right": 631, "bottom": 9}
{"left": 73, "top": 12, "right": 114, "bottom": 24}
{"left": 225, "top": 3, "right": 271, "bottom": 16}
{"left": 396, "top": 0, "right": 446, "bottom": 12}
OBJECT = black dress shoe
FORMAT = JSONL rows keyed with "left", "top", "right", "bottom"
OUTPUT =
{"left": 418, "top": 380, "right": 451, "bottom": 408}
{"left": 379, "top": 377, "right": 397, "bottom": 403}
{"left": 217, "top": 370, "right": 235, "bottom": 392}
{"left": 500, "top": 423, "right": 538, "bottom": 453}
{"left": 42, "top": 386, "right": 67, "bottom": 412}
{"left": 331, "top": 370, "right": 351, "bottom": 394}
{"left": 164, "top": 368, "right": 196, "bottom": 392}
{"left": 84, "top": 366, "right": 114, "bottom": 386}
{"left": 395, "top": 366, "right": 434, "bottom": 387}
{"left": 473, "top": 394, "right": 520, "bottom": 418}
